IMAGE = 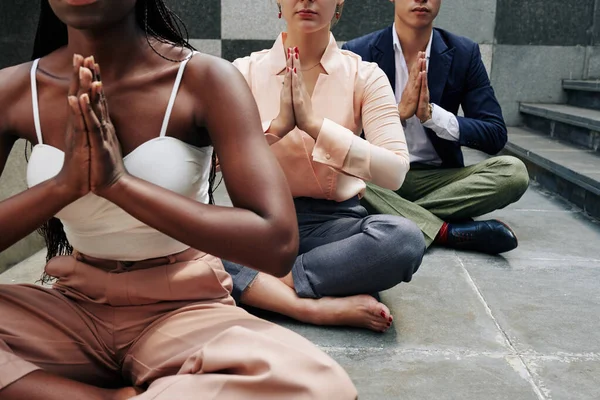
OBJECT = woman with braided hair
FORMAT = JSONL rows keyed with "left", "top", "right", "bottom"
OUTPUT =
{"left": 0, "top": 0, "right": 357, "bottom": 399}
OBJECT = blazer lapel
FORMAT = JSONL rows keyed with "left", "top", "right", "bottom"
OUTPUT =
{"left": 428, "top": 29, "right": 455, "bottom": 105}
{"left": 371, "top": 26, "right": 396, "bottom": 92}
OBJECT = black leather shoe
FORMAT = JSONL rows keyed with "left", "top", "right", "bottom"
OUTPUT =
{"left": 446, "top": 220, "right": 518, "bottom": 254}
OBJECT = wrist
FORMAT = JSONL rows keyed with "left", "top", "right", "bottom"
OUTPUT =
{"left": 96, "top": 172, "right": 131, "bottom": 201}
{"left": 398, "top": 105, "right": 413, "bottom": 122}
{"left": 51, "top": 178, "right": 83, "bottom": 204}
{"left": 420, "top": 103, "right": 433, "bottom": 124}
{"left": 306, "top": 117, "right": 324, "bottom": 139}
{"left": 267, "top": 118, "right": 282, "bottom": 137}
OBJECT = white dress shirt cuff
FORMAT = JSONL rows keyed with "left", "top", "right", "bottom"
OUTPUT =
{"left": 422, "top": 103, "right": 460, "bottom": 142}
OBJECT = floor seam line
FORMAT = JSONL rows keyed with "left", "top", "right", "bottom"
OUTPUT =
{"left": 457, "top": 256, "right": 548, "bottom": 400}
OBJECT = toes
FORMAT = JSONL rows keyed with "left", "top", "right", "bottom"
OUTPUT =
{"left": 373, "top": 301, "right": 393, "bottom": 323}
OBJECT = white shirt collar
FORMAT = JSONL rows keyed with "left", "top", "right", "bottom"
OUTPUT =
{"left": 392, "top": 23, "right": 434, "bottom": 59}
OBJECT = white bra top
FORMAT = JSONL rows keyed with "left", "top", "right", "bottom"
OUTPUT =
{"left": 26, "top": 53, "right": 214, "bottom": 261}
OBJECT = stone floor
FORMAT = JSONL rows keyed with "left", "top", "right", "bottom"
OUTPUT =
{"left": 2, "top": 150, "right": 599, "bottom": 399}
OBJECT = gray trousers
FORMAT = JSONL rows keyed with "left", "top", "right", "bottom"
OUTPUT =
{"left": 223, "top": 196, "right": 426, "bottom": 303}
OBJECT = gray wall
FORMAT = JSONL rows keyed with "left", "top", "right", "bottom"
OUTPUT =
{"left": 0, "top": 0, "right": 595, "bottom": 268}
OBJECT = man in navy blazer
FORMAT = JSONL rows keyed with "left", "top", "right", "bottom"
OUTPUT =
{"left": 342, "top": 0, "right": 529, "bottom": 254}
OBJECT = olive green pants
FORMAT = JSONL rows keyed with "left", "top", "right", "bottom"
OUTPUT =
{"left": 361, "top": 156, "right": 529, "bottom": 247}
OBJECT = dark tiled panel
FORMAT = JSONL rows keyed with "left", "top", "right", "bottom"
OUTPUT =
{"left": 221, "top": 39, "right": 275, "bottom": 62}
{"left": 0, "top": 0, "right": 40, "bottom": 68}
{"left": 0, "top": 0, "right": 41, "bottom": 41}
{"left": 0, "top": 40, "right": 36, "bottom": 69}
{"left": 593, "top": 1, "right": 600, "bottom": 45}
{"left": 332, "top": 0, "right": 394, "bottom": 41}
{"left": 495, "top": 0, "right": 595, "bottom": 46}
{"left": 169, "top": 0, "right": 221, "bottom": 40}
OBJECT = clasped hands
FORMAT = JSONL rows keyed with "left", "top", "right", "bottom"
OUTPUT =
{"left": 398, "top": 51, "right": 432, "bottom": 124}
{"left": 269, "top": 47, "right": 324, "bottom": 139}
{"left": 55, "top": 54, "right": 126, "bottom": 200}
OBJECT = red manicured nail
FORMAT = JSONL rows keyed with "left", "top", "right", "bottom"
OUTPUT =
{"left": 293, "top": 68, "right": 297, "bottom": 73}
{"left": 294, "top": 46, "right": 299, "bottom": 54}
{"left": 295, "top": 53, "right": 299, "bottom": 59}
{"left": 389, "top": 317, "right": 393, "bottom": 322}
{"left": 387, "top": 322, "right": 391, "bottom": 327}
{"left": 380, "top": 311, "right": 386, "bottom": 318}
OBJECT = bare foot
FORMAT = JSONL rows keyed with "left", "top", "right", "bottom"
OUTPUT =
{"left": 111, "top": 387, "right": 143, "bottom": 400}
{"left": 297, "top": 294, "right": 393, "bottom": 332}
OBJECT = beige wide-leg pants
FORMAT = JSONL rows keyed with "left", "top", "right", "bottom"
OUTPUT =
{"left": 0, "top": 248, "right": 357, "bottom": 399}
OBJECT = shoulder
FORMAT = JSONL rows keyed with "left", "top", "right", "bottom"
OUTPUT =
{"left": 336, "top": 50, "right": 390, "bottom": 91}
{"left": 0, "top": 61, "right": 33, "bottom": 134}
{"left": 232, "top": 48, "right": 271, "bottom": 70}
{"left": 185, "top": 52, "right": 250, "bottom": 92}
{"left": 435, "top": 28, "right": 479, "bottom": 56}
{"left": 343, "top": 26, "right": 390, "bottom": 55}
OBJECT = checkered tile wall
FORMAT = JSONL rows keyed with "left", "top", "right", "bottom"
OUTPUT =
{"left": 0, "top": 1, "right": 395, "bottom": 68}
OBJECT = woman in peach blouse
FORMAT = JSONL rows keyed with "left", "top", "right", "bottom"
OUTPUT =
{"left": 223, "top": 0, "right": 426, "bottom": 332}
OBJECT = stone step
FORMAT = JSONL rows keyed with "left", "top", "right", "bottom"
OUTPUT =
{"left": 519, "top": 103, "right": 600, "bottom": 152}
{"left": 502, "top": 127, "right": 600, "bottom": 220}
{"left": 563, "top": 79, "right": 600, "bottom": 111}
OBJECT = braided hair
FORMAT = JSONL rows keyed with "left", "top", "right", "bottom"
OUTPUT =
{"left": 30, "top": 0, "right": 219, "bottom": 268}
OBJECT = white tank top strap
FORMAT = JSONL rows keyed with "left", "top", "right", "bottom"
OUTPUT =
{"left": 30, "top": 58, "right": 44, "bottom": 145}
{"left": 159, "top": 51, "right": 197, "bottom": 138}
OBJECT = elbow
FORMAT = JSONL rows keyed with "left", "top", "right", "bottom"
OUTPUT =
{"left": 488, "top": 125, "right": 508, "bottom": 155}
{"left": 262, "top": 222, "right": 299, "bottom": 278}
{"left": 379, "top": 156, "right": 410, "bottom": 191}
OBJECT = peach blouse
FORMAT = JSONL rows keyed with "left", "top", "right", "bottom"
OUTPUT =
{"left": 233, "top": 33, "right": 409, "bottom": 202}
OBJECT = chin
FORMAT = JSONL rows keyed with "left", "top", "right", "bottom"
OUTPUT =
{"left": 62, "top": 15, "right": 106, "bottom": 29}
{"left": 293, "top": 21, "right": 329, "bottom": 34}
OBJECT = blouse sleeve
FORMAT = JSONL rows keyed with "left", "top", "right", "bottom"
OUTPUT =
{"left": 312, "top": 63, "right": 410, "bottom": 190}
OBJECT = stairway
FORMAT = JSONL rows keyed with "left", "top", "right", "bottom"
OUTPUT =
{"left": 501, "top": 79, "right": 600, "bottom": 220}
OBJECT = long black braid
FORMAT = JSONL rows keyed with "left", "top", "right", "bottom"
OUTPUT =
{"left": 30, "top": 0, "right": 219, "bottom": 270}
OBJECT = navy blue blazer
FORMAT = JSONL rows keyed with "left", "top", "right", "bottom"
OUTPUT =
{"left": 342, "top": 26, "right": 507, "bottom": 168}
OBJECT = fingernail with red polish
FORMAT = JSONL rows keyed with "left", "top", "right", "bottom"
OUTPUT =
{"left": 380, "top": 311, "right": 386, "bottom": 318}
{"left": 294, "top": 47, "right": 299, "bottom": 54}
{"left": 389, "top": 317, "right": 393, "bottom": 322}
{"left": 293, "top": 68, "right": 297, "bottom": 73}
{"left": 295, "top": 53, "right": 299, "bottom": 59}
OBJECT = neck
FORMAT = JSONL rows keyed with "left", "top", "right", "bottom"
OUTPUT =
{"left": 66, "top": 13, "right": 150, "bottom": 81}
{"left": 394, "top": 21, "right": 432, "bottom": 59}
{"left": 283, "top": 26, "right": 330, "bottom": 68}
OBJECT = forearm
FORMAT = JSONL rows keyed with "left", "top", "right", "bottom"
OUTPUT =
{"left": 0, "top": 179, "right": 77, "bottom": 251}
{"left": 103, "top": 174, "right": 297, "bottom": 276}
{"left": 457, "top": 115, "right": 507, "bottom": 154}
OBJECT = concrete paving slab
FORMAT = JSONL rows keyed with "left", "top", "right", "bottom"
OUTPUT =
{"left": 0, "top": 249, "right": 45, "bottom": 284}
{"left": 471, "top": 208, "right": 600, "bottom": 262}
{"left": 267, "top": 250, "right": 508, "bottom": 353}
{"left": 523, "top": 357, "right": 600, "bottom": 400}
{"left": 459, "top": 257, "right": 600, "bottom": 355}
{"left": 504, "top": 182, "right": 583, "bottom": 213}
{"left": 326, "top": 348, "right": 540, "bottom": 400}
